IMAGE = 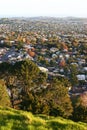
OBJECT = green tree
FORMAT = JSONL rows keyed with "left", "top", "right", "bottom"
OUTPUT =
{"left": 14, "top": 59, "right": 40, "bottom": 92}
{"left": 0, "top": 80, "right": 11, "bottom": 107}
{"left": 37, "top": 78, "right": 73, "bottom": 118}
{"left": 70, "top": 64, "right": 79, "bottom": 86}
{"left": 14, "top": 60, "right": 47, "bottom": 110}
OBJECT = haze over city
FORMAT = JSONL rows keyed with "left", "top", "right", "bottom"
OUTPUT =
{"left": 0, "top": 0, "right": 87, "bottom": 18}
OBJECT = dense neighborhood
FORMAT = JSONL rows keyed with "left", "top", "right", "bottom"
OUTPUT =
{"left": 0, "top": 17, "right": 87, "bottom": 95}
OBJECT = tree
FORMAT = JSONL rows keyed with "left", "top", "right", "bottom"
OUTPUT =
{"left": 0, "top": 80, "right": 11, "bottom": 107}
{"left": 0, "top": 62, "right": 13, "bottom": 78}
{"left": 14, "top": 59, "right": 40, "bottom": 92}
{"left": 13, "top": 59, "right": 47, "bottom": 110}
{"left": 16, "top": 41, "right": 23, "bottom": 49}
{"left": 69, "top": 64, "right": 79, "bottom": 86}
{"left": 0, "top": 62, "right": 16, "bottom": 108}
{"left": 35, "top": 72, "right": 47, "bottom": 87}
{"left": 37, "top": 78, "right": 73, "bottom": 118}
{"left": 72, "top": 92, "right": 87, "bottom": 123}
{"left": 57, "top": 76, "right": 72, "bottom": 89}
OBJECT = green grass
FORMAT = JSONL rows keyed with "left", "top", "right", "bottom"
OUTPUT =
{"left": 0, "top": 106, "right": 87, "bottom": 130}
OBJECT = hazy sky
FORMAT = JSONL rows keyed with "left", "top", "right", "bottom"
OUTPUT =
{"left": 0, "top": 0, "right": 87, "bottom": 17}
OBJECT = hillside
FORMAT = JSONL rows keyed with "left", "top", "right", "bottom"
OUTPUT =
{"left": 0, "top": 106, "right": 87, "bottom": 130}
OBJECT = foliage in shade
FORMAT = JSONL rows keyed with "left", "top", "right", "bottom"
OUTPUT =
{"left": 72, "top": 93, "right": 87, "bottom": 123}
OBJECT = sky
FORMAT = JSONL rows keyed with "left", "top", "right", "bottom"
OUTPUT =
{"left": 0, "top": 0, "right": 87, "bottom": 18}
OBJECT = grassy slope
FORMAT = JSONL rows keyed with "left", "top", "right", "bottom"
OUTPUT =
{"left": 0, "top": 106, "right": 87, "bottom": 130}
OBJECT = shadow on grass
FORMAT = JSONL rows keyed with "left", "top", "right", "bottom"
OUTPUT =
{"left": 47, "top": 121, "right": 84, "bottom": 130}
{"left": 0, "top": 113, "right": 29, "bottom": 130}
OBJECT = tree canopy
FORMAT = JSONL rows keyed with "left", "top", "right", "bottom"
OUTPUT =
{"left": 0, "top": 80, "right": 11, "bottom": 107}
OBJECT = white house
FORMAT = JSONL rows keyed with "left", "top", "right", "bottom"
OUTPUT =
{"left": 38, "top": 66, "right": 48, "bottom": 73}
{"left": 77, "top": 75, "right": 85, "bottom": 80}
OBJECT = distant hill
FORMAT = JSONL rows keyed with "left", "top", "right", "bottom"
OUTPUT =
{"left": 0, "top": 106, "right": 87, "bottom": 130}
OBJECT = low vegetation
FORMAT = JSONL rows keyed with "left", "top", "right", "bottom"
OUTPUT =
{"left": 0, "top": 106, "right": 87, "bottom": 130}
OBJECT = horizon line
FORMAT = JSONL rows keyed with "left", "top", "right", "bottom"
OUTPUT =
{"left": 0, "top": 15, "right": 87, "bottom": 19}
